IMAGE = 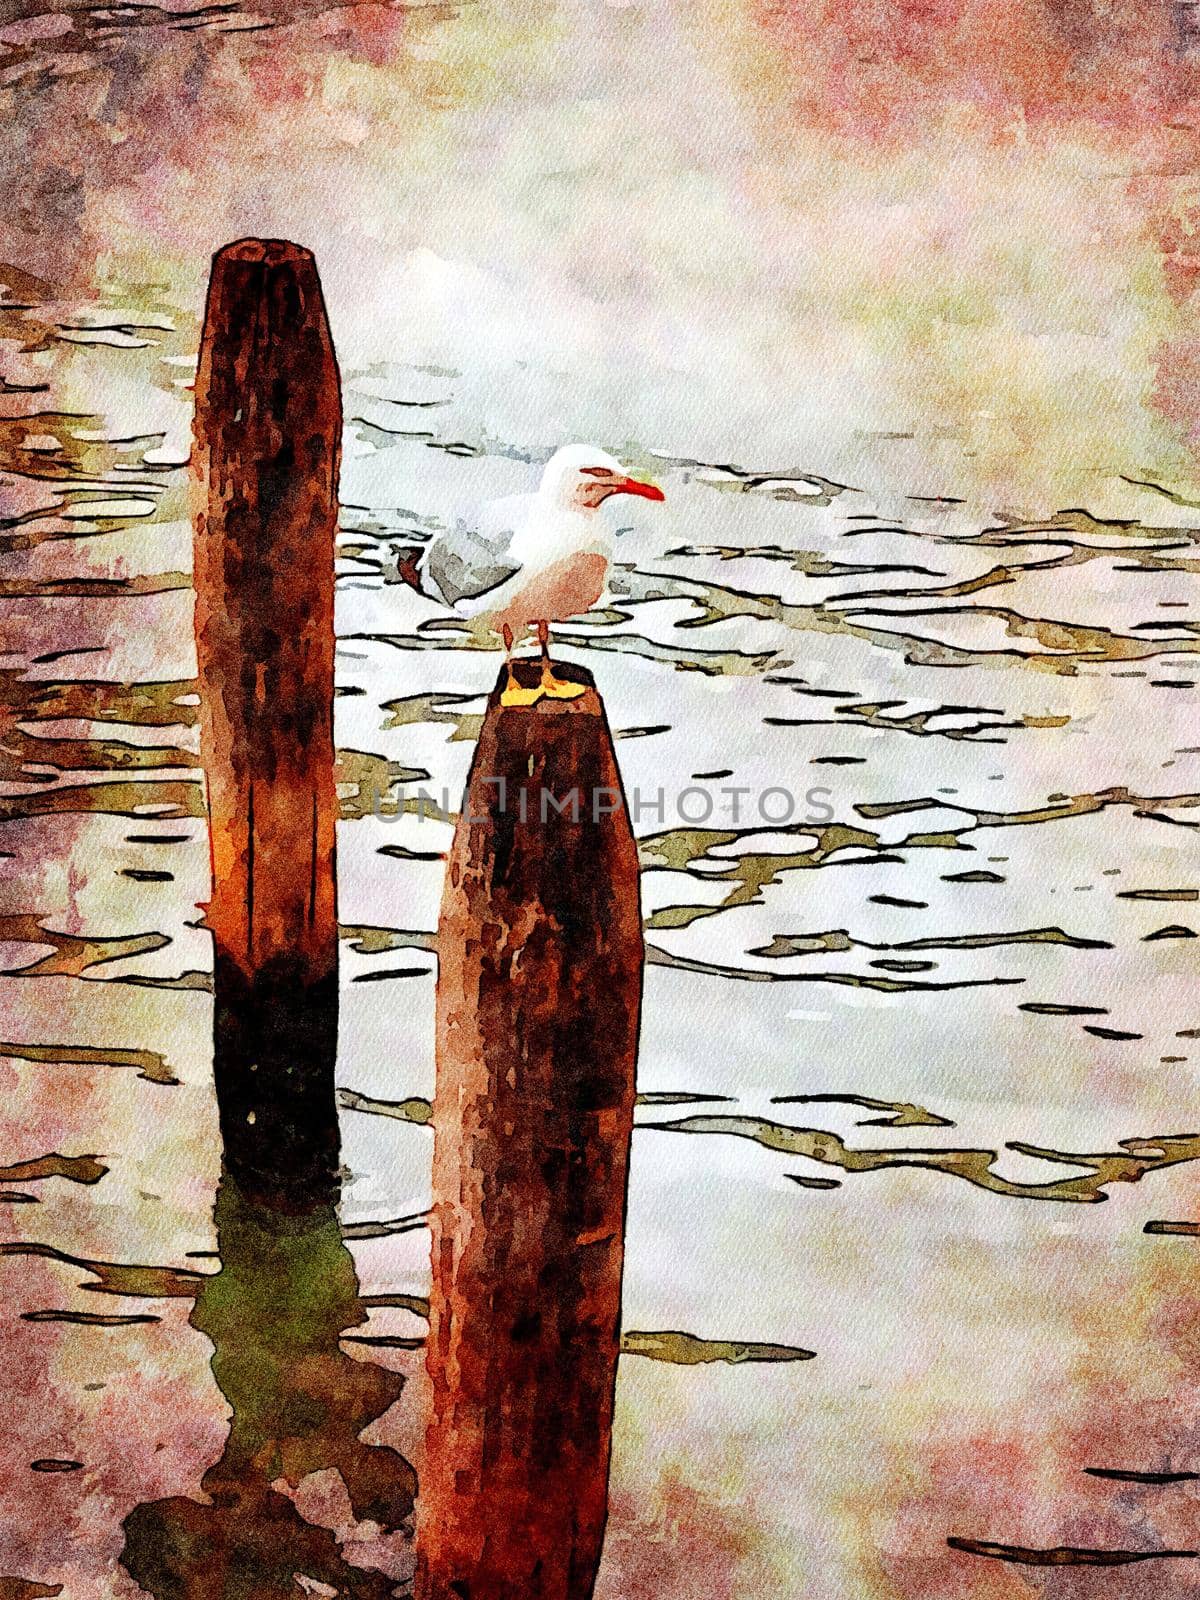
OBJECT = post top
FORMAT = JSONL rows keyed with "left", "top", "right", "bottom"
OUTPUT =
{"left": 214, "top": 238, "right": 315, "bottom": 268}
{"left": 489, "top": 659, "right": 601, "bottom": 715}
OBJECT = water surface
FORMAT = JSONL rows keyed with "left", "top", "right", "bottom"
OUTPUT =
{"left": 5, "top": 4, "right": 1200, "bottom": 1594}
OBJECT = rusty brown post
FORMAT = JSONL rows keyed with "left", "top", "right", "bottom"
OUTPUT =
{"left": 192, "top": 238, "right": 342, "bottom": 1191}
{"left": 416, "top": 658, "right": 644, "bottom": 1600}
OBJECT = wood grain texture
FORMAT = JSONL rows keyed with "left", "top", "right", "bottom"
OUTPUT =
{"left": 192, "top": 238, "right": 342, "bottom": 1189}
{"left": 417, "top": 659, "right": 644, "bottom": 1600}
{"left": 193, "top": 237, "right": 340, "bottom": 988}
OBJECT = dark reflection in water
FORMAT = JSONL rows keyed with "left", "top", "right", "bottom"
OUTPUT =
{"left": 208, "top": 957, "right": 344, "bottom": 1200}
{"left": 120, "top": 976, "right": 416, "bottom": 1599}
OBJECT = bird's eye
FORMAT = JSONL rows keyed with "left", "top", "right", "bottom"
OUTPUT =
{"left": 579, "top": 466, "right": 613, "bottom": 478}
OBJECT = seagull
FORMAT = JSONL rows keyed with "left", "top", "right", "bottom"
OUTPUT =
{"left": 394, "top": 444, "right": 665, "bottom": 706}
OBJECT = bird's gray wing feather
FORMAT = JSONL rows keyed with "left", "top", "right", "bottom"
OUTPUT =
{"left": 424, "top": 512, "right": 521, "bottom": 607}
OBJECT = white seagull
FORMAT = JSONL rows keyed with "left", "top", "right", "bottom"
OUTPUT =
{"left": 395, "top": 444, "right": 665, "bottom": 706}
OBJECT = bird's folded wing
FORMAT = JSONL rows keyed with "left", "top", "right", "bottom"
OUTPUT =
{"left": 424, "top": 502, "right": 523, "bottom": 608}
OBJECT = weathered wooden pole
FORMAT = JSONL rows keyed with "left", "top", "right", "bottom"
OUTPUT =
{"left": 192, "top": 238, "right": 342, "bottom": 1191}
{"left": 416, "top": 658, "right": 644, "bottom": 1600}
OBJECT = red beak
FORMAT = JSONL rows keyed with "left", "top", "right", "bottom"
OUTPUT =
{"left": 613, "top": 475, "right": 665, "bottom": 502}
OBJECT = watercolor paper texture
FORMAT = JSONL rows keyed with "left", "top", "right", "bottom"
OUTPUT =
{"left": 5, "top": 1, "right": 1200, "bottom": 1596}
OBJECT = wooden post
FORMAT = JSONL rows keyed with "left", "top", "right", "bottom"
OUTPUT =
{"left": 192, "top": 238, "right": 342, "bottom": 1191}
{"left": 416, "top": 658, "right": 644, "bottom": 1600}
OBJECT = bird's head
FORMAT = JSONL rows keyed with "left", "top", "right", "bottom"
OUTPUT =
{"left": 539, "top": 444, "right": 666, "bottom": 512}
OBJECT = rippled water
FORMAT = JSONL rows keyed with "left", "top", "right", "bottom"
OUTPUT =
{"left": 6, "top": 275, "right": 1200, "bottom": 1598}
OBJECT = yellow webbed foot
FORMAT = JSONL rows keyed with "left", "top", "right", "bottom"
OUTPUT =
{"left": 540, "top": 668, "right": 586, "bottom": 701}
{"left": 500, "top": 668, "right": 545, "bottom": 707}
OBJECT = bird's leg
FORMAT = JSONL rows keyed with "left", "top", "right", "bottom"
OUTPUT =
{"left": 499, "top": 621, "right": 543, "bottom": 708}
{"left": 535, "top": 619, "right": 585, "bottom": 701}
{"left": 501, "top": 623, "right": 516, "bottom": 696}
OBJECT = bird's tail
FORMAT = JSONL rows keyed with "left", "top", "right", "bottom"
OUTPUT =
{"left": 392, "top": 546, "right": 425, "bottom": 593}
